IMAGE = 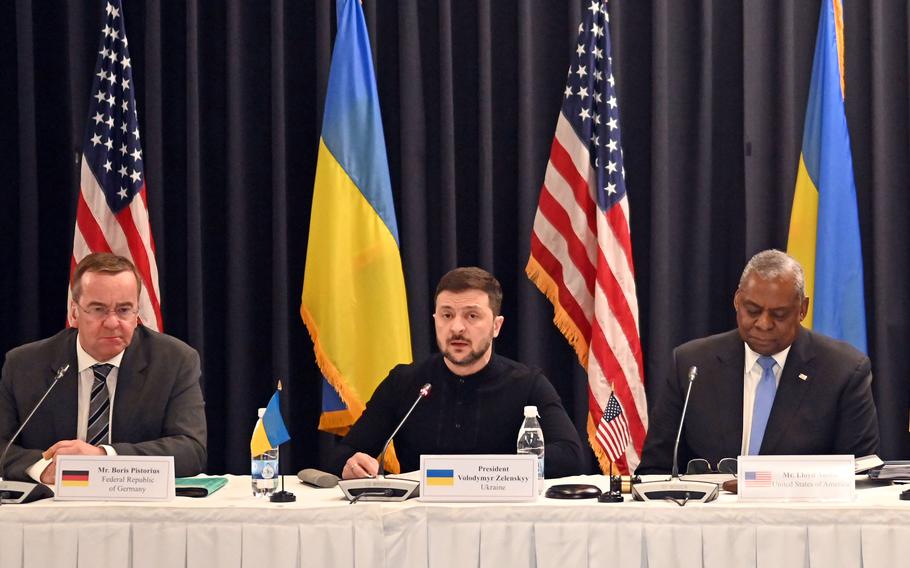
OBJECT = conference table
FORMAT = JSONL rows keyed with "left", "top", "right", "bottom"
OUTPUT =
{"left": 0, "top": 474, "right": 907, "bottom": 568}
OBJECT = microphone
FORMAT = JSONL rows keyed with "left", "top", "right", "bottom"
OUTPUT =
{"left": 631, "top": 366, "right": 719, "bottom": 504}
{"left": 338, "top": 382, "right": 431, "bottom": 503}
{"left": 298, "top": 468, "right": 340, "bottom": 488}
{"left": 0, "top": 364, "right": 70, "bottom": 505}
{"left": 376, "top": 382, "right": 430, "bottom": 477}
{"left": 671, "top": 365, "right": 698, "bottom": 479}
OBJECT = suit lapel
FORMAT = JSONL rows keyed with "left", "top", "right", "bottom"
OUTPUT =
{"left": 111, "top": 327, "right": 147, "bottom": 442}
{"left": 760, "top": 328, "right": 814, "bottom": 453}
{"left": 50, "top": 330, "right": 80, "bottom": 441}
{"left": 712, "top": 331, "right": 746, "bottom": 455}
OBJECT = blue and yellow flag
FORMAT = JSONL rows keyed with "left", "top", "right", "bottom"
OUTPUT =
{"left": 787, "top": 0, "right": 866, "bottom": 353}
{"left": 251, "top": 390, "right": 291, "bottom": 456}
{"left": 301, "top": 0, "right": 412, "bottom": 437}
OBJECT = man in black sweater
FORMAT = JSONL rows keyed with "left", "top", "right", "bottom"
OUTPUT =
{"left": 330, "top": 267, "right": 584, "bottom": 479}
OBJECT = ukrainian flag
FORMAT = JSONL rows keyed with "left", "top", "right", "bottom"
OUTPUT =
{"left": 301, "top": 0, "right": 412, "bottom": 439}
{"left": 426, "top": 469, "right": 455, "bottom": 486}
{"left": 250, "top": 390, "right": 291, "bottom": 457}
{"left": 787, "top": 0, "right": 866, "bottom": 353}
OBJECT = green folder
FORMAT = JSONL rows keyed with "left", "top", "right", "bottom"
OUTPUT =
{"left": 175, "top": 476, "right": 228, "bottom": 498}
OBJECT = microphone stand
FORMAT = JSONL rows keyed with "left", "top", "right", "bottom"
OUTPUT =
{"left": 0, "top": 364, "right": 70, "bottom": 505}
{"left": 338, "top": 383, "right": 431, "bottom": 503}
{"left": 631, "top": 366, "right": 719, "bottom": 504}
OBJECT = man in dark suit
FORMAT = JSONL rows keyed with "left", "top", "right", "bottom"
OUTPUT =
{"left": 637, "top": 250, "right": 879, "bottom": 474}
{"left": 0, "top": 253, "right": 206, "bottom": 483}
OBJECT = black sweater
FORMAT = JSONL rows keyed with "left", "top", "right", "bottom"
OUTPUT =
{"left": 328, "top": 353, "right": 584, "bottom": 478}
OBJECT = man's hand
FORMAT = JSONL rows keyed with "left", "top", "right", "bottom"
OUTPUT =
{"left": 39, "top": 440, "right": 105, "bottom": 484}
{"left": 342, "top": 452, "right": 379, "bottom": 480}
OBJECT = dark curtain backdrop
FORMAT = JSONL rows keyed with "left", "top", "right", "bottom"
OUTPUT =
{"left": 2, "top": 0, "right": 908, "bottom": 475}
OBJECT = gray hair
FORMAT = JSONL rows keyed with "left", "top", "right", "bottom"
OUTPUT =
{"left": 739, "top": 249, "right": 806, "bottom": 301}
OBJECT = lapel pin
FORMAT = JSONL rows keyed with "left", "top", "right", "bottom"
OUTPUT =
{"left": 798, "top": 373, "right": 808, "bottom": 381}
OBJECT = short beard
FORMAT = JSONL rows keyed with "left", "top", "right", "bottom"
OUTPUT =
{"left": 441, "top": 337, "right": 492, "bottom": 369}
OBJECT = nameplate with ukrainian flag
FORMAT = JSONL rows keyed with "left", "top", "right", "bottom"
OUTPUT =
{"left": 54, "top": 455, "right": 175, "bottom": 501}
{"left": 737, "top": 454, "right": 855, "bottom": 502}
{"left": 419, "top": 454, "right": 538, "bottom": 502}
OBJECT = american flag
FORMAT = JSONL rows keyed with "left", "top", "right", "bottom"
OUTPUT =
{"left": 744, "top": 471, "right": 773, "bottom": 487}
{"left": 69, "top": 0, "right": 163, "bottom": 332}
{"left": 526, "top": 0, "right": 647, "bottom": 473}
{"left": 597, "top": 393, "right": 631, "bottom": 462}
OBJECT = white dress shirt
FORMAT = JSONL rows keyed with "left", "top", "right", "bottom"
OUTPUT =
{"left": 740, "top": 343, "right": 791, "bottom": 455}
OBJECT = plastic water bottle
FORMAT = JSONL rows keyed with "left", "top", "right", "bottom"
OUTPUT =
{"left": 251, "top": 408, "right": 279, "bottom": 497}
{"left": 517, "top": 405, "right": 545, "bottom": 494}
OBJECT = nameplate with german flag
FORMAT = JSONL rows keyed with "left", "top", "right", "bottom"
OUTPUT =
{"left": 54, "top": 455, "right": 175, "bottom": 501}
{"left": 419, "top": 454, "right": 538, "bottom": 502}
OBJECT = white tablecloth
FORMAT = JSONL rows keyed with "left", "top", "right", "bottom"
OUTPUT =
{"left": 0, "top": 475, "right": 908, "bottom": 568}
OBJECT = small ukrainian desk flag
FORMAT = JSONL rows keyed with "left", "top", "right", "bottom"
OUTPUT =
{"left": 251, "top": 387, "right": 291, "bottom": 456}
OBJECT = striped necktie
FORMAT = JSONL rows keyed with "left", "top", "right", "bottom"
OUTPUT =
{"left": 748, "top": 355, "right": 777, "bottom": 455}
{"left": 87, "top": 364, "right": 114, "bottom": 446}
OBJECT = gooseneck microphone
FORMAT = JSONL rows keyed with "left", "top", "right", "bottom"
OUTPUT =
{"left": 671, "top": 366, "right": 698, "bottom": 479}
{"left": 631, "top": 365, "right": 719, "bottom": 504}
{"left": 0, "top": 364, "right": 70, "bottom": 505}
{"left": 377, "top": 382, "right": 431, "bottom": 477}
{"left": 338, "top": 382, "right": 432, "bottom": 503}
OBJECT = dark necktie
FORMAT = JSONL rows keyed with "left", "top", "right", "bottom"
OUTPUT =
{"left": 87, "top": 364, "right": 113, "bottom": 446}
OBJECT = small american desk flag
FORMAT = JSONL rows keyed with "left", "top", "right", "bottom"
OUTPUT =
{"left": 598, "top": 393, "right": 632, "bottom": 462}
{"left": 69, "top": 0, "right": 163, "bottom": 331}
{"left": 526, "top": 0, "right": 647, "bottom": 473}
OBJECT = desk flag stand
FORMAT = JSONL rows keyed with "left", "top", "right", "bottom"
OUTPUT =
{"left": 254, "top": 380, "right": 296, "bottom": 503}
{"left": 598, "top": 453, "right": 624, "bottom": 503}
{"left": 270, "top": 380, "right": 295, "bottom": 503}
{"left": 271, "top": 471, "right": 296, "bottom": 503}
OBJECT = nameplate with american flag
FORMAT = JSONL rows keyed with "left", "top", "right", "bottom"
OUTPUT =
{"left": 54, "top": 455, "right": 175, "bottom": 501}
{"left": 737, "top": 455, "right": 855, "bottom": 502}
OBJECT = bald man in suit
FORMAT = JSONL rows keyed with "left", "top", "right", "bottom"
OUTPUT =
{"left": 637, "top": 250, "right": 878, "bottom": 474}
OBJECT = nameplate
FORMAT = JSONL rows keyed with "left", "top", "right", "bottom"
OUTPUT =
{"left": 737, "top": 454, "right": 854, "bottom": 502}
{"left": 419, "top": 454, "right": 537, "bottom": 502}
{"left": 54, "top": 455, "right": 175, "bottom": 501}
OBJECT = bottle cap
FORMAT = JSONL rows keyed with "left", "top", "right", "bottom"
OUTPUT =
{"left": 257, "top": 408, "right": 266, "bottom": 418}
{"left": 523, "top": 405, "right": 539, "bottom": 418}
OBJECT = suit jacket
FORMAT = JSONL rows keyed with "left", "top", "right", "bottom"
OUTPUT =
{"left": 637, "top": 327, "right": 879, "bottom": 474}
{"left": 0, "top": 326, "right": 207, "bottom": 481}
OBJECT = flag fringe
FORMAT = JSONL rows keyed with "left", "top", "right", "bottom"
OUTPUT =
{"left": 300, "top": 303, "right": 366, "bottom": 424}
{"left": 833, "top": 0, "right": 845, "bottom": 97}
{"left": 318, "top": 410, "right": 355, "bottom": 435}
{"left": 525, "top": 256, "right": 590, "bottom": 368}
{"left": 300, "top": 302, "right": 401, "bottom": 473}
